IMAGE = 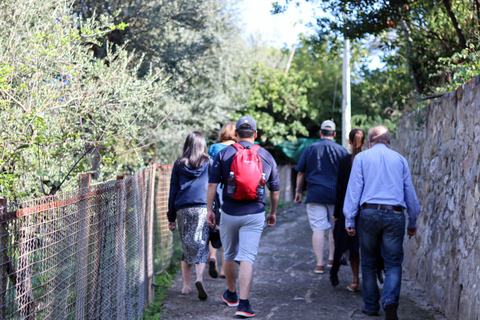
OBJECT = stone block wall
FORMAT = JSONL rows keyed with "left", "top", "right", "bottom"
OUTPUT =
{"left": 395, "top": 76, "right": 480, "bottom": 320}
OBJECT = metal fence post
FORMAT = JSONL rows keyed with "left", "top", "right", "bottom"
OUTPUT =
{"left": 75, "top": 174, "right": 91, "bottom": 320}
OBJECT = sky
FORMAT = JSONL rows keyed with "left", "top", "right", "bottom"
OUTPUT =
{"left": 237, "top": 0, "right": 384, "bottom": 69}
{"left": 237, "top": 0, "right": 318, "bottom": 48}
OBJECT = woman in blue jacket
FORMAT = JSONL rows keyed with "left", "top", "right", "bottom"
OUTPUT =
{"left": 168, "top": 131, "right": 212, "bottom": 300}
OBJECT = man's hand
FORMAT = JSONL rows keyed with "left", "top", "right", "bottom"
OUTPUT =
{"left": 407, "top": 228, "right": 417, "bottom": 239}
{"left": 207, "top": 210, "right": 216, "bottom": 229}
{"left": 332, "top": 216, "right": 338, "bottom": 224}
{"left": 294, "top": 192, "right": 302, "bottom": 204}
{"left": 168, "top": 221, "right": 176, "bottom": 232}
{"left": 266, "top": 213, "right": 276, "bottom": 227}
{"left": 345, "top": 227, "right": 356, "bottom": 237}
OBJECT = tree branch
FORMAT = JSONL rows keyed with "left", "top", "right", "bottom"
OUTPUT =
{"left": 442, "top": 0, "right": 467, "bottom": 48}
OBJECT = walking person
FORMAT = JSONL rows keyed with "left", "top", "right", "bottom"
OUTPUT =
{"left": 343, "top": 126, "right": 421, "bottom": 320}
{"left": 207, "top": 116, "right": 280, "bottom": 318}
{"left": 330, "top": 129, "right": 365, "bottom": 291}
{"left": 167, "top": 131, "right": 212, "bottom": 300}
{"left": 207, "top": 122, "right": 236, "bottom": 279}
{"left": 294, "top": 120, "right": 348, "bottom": 274}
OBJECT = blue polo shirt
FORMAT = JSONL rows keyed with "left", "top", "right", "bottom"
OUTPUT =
{"left": 209, "top": 141, "right": 280, "bottom": 216}
{"left": 296, "top": 139, "right": 348, "bottom": 204}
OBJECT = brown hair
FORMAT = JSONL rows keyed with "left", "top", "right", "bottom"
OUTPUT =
{"left": 349, "top": 129, "right": 366, "bottom": 164}
{"left": 218, "top": 122, "right": 236, "bottom": 142}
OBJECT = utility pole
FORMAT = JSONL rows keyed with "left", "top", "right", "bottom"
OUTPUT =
{"left": 341, "top": 36, "right": 351, "bottom": 149}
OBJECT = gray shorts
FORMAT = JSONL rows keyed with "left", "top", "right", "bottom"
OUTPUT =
{"left": 306, "top": 203, "right": 334, "bottom": 231}
{"left": 219, "top": 209, "right": 265, "bottom": 265}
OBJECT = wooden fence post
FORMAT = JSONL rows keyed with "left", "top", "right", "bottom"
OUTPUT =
{"left": 0, "top": 199, "right": 7, "bottom": 319}
{"left": 75, "top": 174, "right": 91, "bottom": 320}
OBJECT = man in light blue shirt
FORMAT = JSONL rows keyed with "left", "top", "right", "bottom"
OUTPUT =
{"left": 343, "top": 126, "right": 420, "bottom": 320}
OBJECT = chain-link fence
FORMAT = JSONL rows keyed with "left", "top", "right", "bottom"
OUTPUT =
{"left": 0, "top": 164, "right": 174, "bottom": 320}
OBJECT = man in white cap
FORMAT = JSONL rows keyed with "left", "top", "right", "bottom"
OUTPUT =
{"left": 295, "top": 120, "right": 348, "bottom": 273}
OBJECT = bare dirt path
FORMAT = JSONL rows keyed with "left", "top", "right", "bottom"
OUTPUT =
{"left": 160, "top": 204, "right": 446, "bottom": 320}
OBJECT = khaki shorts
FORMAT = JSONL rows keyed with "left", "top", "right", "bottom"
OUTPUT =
{"left": 306, "top": 203, "right": 334, "bottom": 231}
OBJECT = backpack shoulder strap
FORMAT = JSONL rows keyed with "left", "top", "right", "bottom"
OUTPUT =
{"left": 250, "top": 144, "right": 261, "bottom": 152}
{"left": 232, "top": 143, "right": 243, "bottom": 151}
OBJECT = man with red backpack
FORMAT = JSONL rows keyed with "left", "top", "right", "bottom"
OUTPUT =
{"left": 207, "top": 116, "right": 280, "bottom": 318}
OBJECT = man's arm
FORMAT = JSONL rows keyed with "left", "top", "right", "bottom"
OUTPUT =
{"left": 294, "top": 172, "right": 305, "bottom": 204}
{"left": 267, "top": 190, "right": 280, "bottom": 227}
{"left": 206, "top": 183, "right": 219, "bottom": 228}
{"left": 343, "top": 156, "right": 364, "bottom": 232}
{"left": 403, "top": 158, "right": 421, "bottom": 237}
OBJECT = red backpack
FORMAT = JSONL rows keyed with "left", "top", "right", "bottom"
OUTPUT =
{"left": 229, "top": 143, "right": 263, "bottom": 200}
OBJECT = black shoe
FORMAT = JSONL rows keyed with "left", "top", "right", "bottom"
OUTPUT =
{"left": 235, "top": 299, "right": 255, "bottom": 318}
{"left": 384, "top": 304, "right": 398, "bottom": 320}
{"left": 222, "top": 289, "right": 239, "bottom": 307}
{"left": 195, "top": 281, "right": 208, "bottom": 300}
{"left": 361, "top": 308, "right": 379, "bottom": 316}
{"left": 208, "top": 259, "right": 218, "bottom": 278}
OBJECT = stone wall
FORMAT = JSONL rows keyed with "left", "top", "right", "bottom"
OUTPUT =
{"left": 395, "top": 75, "right": 480, "bottom": 320}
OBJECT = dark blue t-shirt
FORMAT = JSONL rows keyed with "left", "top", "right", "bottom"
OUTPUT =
{"left": 209, "top": 141, "right": 280, "bottom": 216}
{"left": 295, "top": 139, "right": 348, "bottom": 204}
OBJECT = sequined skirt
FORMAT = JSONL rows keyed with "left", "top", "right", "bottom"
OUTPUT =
{"left": 177, "top": 206, "right": 210, "bottom": 265}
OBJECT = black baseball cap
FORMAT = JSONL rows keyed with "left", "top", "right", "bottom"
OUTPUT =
{"left": 236, "top": 116, "right": 257, "bottom": 131}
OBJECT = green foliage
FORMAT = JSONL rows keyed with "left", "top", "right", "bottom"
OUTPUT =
{"left": 0, "top": 0, "right": 168, "bottom": 199}
{"left": 433, "top": 44, "right": 480, "bottom": 92}
{"left": 273, "top": 0, "right": 480, "bottom": 99}
{"left": 238, "top": 62, "right": 313, "bottom": 144}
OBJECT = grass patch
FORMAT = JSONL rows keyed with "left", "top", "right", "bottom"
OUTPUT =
{"left": 143, "top": 233, "right": 182, "bottom": 319}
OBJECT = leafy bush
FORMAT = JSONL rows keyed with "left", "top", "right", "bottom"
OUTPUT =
{"left": 0, "top": 0, "right": 168, "bottom": 199}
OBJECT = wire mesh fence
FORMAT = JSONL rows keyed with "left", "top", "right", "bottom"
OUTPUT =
{"left": 0, "top": 164, "right": 174, "bottom": 320}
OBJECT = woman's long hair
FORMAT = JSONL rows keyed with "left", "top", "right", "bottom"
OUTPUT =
{"left": 178, "top": 131, "right": 209, "bottom": 169}
{"left": 349, "top": 129, "right": 366, "bottom": 164}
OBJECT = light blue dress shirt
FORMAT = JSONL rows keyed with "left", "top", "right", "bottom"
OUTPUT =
{"left": 343, "top": 143, "right": 421, "bottom": 229}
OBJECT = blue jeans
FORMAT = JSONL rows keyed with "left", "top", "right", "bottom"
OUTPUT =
{"left": 358, "top": 208, "right": 405, "bottom": 313}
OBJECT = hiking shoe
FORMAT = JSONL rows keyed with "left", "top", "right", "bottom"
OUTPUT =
{"left": 195, "top": 281, "right": 208, "bottom": 301}
{"left": 208, "top": 259, "right": 218, "bottom": 279}
{"left": 222, "top": 289, "right": 239, "bottom": 307}
{"left": 314, "top": 265, "right": 325, "bottom": 274}
{"left": 384, "top": 303, "right": 398, "bottom": 320}
{"left": 235, "top": 299, "right": 255, "bottom": 318}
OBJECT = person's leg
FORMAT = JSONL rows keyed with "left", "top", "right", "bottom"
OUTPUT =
{"left": 350, "top": 254, "right": 360, "bottom": 284}
{"left": 224, "top": 260, "right": 238, "bottom": 292}
{"left": 312, "top": 230, "right": 326, "bottom": 267}
{"left": 238, "top": 261, "right": 254, "bottom": 300}
{"left": 307, "top": 203, "right": 331, "bottom": 268}
{"left": 219, "top": 210, "right": 240, "bottom": 293}
{"left": 220, "top": 247, "right": 226, "bottom": 277}
{"left": 328, "top": 228, "right": 334, "bottom": 263}
{"left": 381, "top": 210, "right": 406, "bottom": 310}
{"left": 358, "top": 209, "right": 382, "bottom": 314}
{"left": 235, "top": 213, "right": 264, "bottom": 299}
{"left": 209, "top": 243, "right": 218, "bottom": 263}
{"left": 195, "top": 262, "right": 207, "bottom": 283}
{"left": 181, "top": 261, "right": 192, "bottom": 294}
{"left": 327, "top": 204, "right": 335, "bottom": 264}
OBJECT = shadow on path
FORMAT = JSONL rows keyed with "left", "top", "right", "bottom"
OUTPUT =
{"left": 160, "top": 204, "right": 446, "bottom": 319}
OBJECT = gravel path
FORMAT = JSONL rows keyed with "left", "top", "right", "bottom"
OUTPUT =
{"left": 160, "top": 204, "right": 446, "bottom": 320}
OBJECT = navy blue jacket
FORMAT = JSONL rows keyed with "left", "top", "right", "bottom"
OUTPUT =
{"left": 167, "top": 159, "right": 212, "bottom": 222}
{"left": 295, "top": 139, "right": 348, "bottom": 204}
